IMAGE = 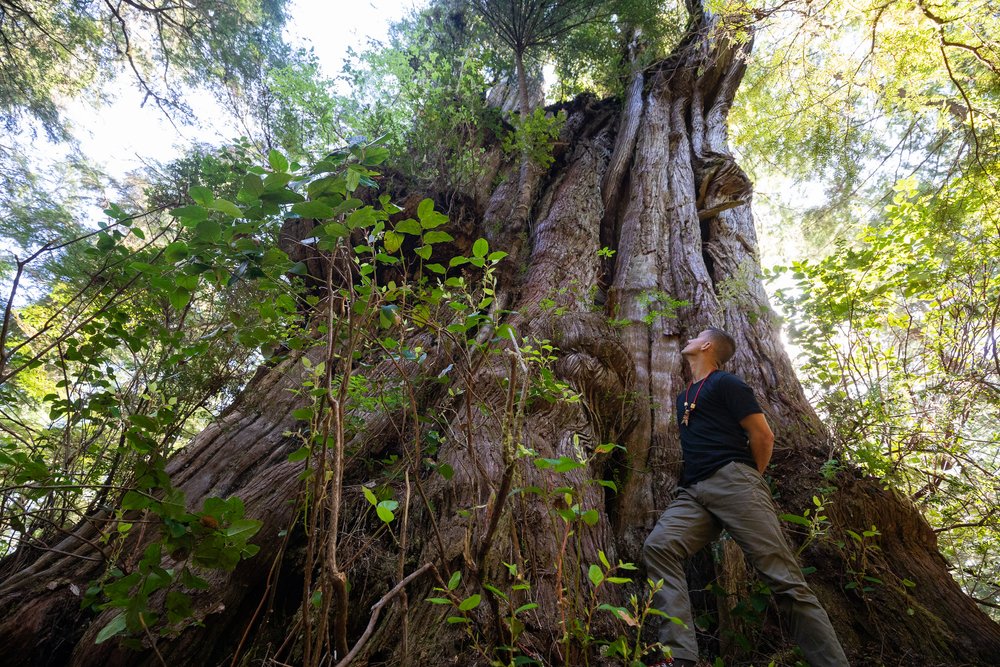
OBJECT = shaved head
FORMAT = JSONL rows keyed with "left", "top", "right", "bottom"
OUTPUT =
{"left": 705, "top": 327, "right": 736, "bottom": 365}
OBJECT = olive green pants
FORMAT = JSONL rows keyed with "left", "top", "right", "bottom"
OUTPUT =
{"left": 642, "top": 461, "right": 849, "bottom": 666}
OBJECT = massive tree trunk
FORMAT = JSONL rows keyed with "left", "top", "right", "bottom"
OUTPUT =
{"left": 3, "top": 4, "right": 1000, "bottom": 666}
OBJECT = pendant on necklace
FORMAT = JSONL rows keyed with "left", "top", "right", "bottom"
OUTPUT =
{"left": 682, "top": 404, "right": 691, "bottom": 426}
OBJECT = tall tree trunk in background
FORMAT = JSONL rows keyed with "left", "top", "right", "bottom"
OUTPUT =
{"left": 512, "top": 47, "right": 539, "bottom": 231}
{"left": 2, "top": 3, "right": 1000, "bottom": 666}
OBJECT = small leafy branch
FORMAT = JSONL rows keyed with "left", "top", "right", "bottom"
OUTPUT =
{"left": 779, "top": 494, "right": 831, "bottom": 556}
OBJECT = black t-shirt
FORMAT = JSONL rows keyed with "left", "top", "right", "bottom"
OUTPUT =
{"left": 676, "top": 370, "right": 762, "bottom": 486}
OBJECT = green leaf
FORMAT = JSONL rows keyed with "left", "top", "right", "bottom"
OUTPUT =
{"left": 376, "top": 503, "right": 395, "bottom": 523}
{"left": 268, "top": 149, "right": 289, "bottom": 173}
{"left": 425, "top": 597, "right": 452, "bottom": 605}
{"left": 422, "top": 231, "right": 454, "bottom": 245}
{"left": 414, "top": 246, "right": 432, "bottom": 260}
{"left": 188, "top": 186, "right": 214, "bottom": 206}
{"left": 394, "top": 218, "right": 422, "bottom": 235}
{"left": 362, "top": 146, "right": 390, "bottom": 165}
{"left": 448, "top": 571, "right": 461, "bottom": 590}
{"left": 581, "top": 510, "right": 599, "bottom": 526}
{"left": 437, "top": 463, "right": 454, "bottom": 480}
{"left": 170, "top": 205, "right": 208, "bottom": 222}
{"left": 210, "top": 199, "right": 243, "bottom": 218}
{"left": 224, "top": 519, "right": 262, "bottom": 540}
{"left": 291, "top": 200, "right": 336, "bottom": 218}
{"left": 346, "top": 207, "right": 376, "bottom": 229}
{"left": 472, "top": 238, "right": 489, "bottom": 258}
{"left": 514, "top": 603, "right": 539, "bottom": 615}
{"left": 128, "top": 414, "right": 158, "bottom": 430}
{"left": 779, "top": 513, "right": 813, "bottom": 527}
{"left": 164, "top": 241, "right": 189, "bottom": 263}
{"left": 384, "top": 231, "right": 404, "bottom": 253}
{"left": 379, "top": 304, "right": 399, "bottom": 328}
{"left": 95, "top": 613, "right": 127, "bottom": 644}
{"left": 362, "top": 487, "right": 378, "bottom": 506}
{"left": 417, "top": 198, "right": 434, "bottom": 220}
{"left": 488, "top": 251, "right": 508, "bottom": 262}
{"left": 588, "top": 564, "right": 603, "bottom": 587}
{"left": 598, "top": 551, "right": 610, "bottom": 569}
{"left": 196, "top": 219, "right": 222, "bottom": 242}
{"left": 458, "top": 594, "right": 481, "bottom": 611}
{"left": 345, "top": 167, "right": 361, "bottom": 191}
{"left": 170, "top": 288, "right": 192, "bottom": 311}
{"left": 287, "top": 446, "right": 310, "bottom": 462}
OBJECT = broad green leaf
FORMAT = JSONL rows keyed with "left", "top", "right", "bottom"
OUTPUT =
{"left": 170, "top": 205, "right": 208, "bottom": 222}
{"left": 268, "top": 149, "right": 289, "bottom": 173}
{"left": 196, "top": 219, "right": 222, "bottom": 242}
{"left": 188, "top": 186, "right": 214, "bottom": 206}
{"left": 346, "top": 207, "right": 376, "bottom": 229}
{"left": 287, "top": 446, "right": 310, "bottom": 462}
{"left": 128, "top": 414, "right": 158, "bottom": 430}
{"left": 422, "top": 231, "right": 454, "bottom": 245}
{"left": 588, "top": 564, "right": 603, "bottom": 587}
{"left": 472, "top": 238, "right": 489, "bottom": 258}
{"left": 458, "top": 594, "right": 481, "bottom": 611}
{"left": 210, "top": 199, "right": 243, "bottom": 218}
{"left": 779, "top": 513, "right": 813, "bottom": 527}
{"left": 291, "top": 200, "right": 336, "bottom": 219}
{"left": 417, "top": 198, "right": 434, "bottom": 220}
{"left": 376, "top": 503, "right": 395, "bottom": 523}
{"left": 362, "top": 146, "right": 390, "bottom": 165}
{"left": 394, "top": 218, "right": 422, "bottom": 235}
{"left": 95, "top": 613, "right": 127, "bottom": 644}
{"left": 224, "top": 518, "right": 262, "bottom": 540}
{"left": 448, "top": 571, "right": 461, "bottom": 590}
{"left": 384, "top": 231, "right": 404, "bottom": 253}
{"left": 164, "top": 241, "right": 189, "bottom": 263}
{"left": 170, "top": 288, "right": 192, "bottom": 311}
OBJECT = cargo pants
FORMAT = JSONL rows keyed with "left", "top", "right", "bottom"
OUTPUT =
{"left": 642, "top": 461, "right": 849, "bottom": 666}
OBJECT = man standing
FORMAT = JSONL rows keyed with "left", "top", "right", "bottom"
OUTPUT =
{"left": 643, "top": 327, "right": 848, "bottom": 666}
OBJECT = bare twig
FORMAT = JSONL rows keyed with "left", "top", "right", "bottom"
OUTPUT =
{"left": 333, "top": 563, "right": 433, "bottom": 667}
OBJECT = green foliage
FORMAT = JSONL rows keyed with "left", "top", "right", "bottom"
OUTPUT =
{"left": 336, "top": 2, "right": 503, "bottom": 188}
{"left": 733, "top": 0, "right": 1000, "bottom": 254}
{"left": 0, "top": 0, "right": 290, "bottom": 137}
{"left": 0, "top": 138, "right": 414, "bottom": 644}
{"left": 771, "top": 172, "right": 1000, "bottom": 615}
{"left": 502, "top": 108, "right": 567, "bottom": 168}
{"left": 547, "top": 0, "right": 685, "bottom": 100}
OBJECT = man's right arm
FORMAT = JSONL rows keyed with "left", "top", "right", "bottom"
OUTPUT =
{"left": 740, "top": 412, "right": 774, "bottom": 473}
